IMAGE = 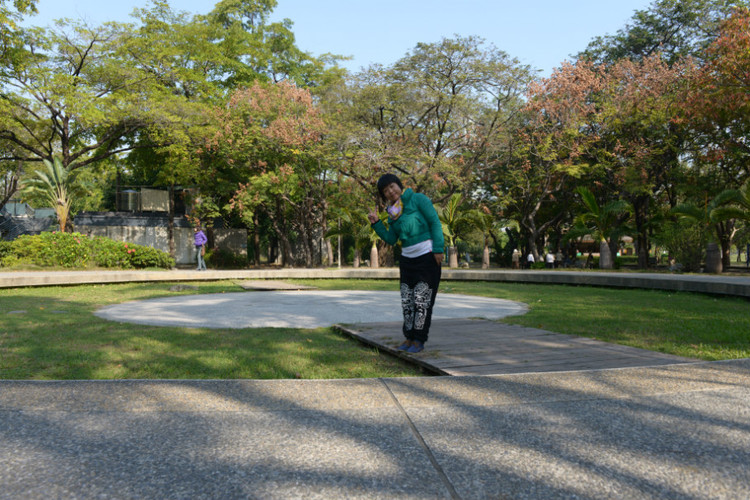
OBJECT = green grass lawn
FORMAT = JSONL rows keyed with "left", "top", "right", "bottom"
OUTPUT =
{"left": 1, "top": 279, "right": 748, "bottom": 380}
{"left": 0, "top": 281, "right": 424, "bottom": 380}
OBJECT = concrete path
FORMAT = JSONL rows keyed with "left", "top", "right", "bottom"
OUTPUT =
{"left": 2, "top": 361, "right": 749, "bottom": 499}
{"left": 2, "top": 268, "right": 749, "bottom": 298}
{"left": 1, "top": 270, "right": 749, "bottom": 498}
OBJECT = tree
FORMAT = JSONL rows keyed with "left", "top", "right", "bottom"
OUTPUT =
{"left": 0, "top": 19, "right": 178, "bottom": 177}
{"left": 589, "top": 53, "right": 689, "bottom": 268}
{"left": 0, "top": 0, "right": 37, "bottom": 63}
{"left": 581, "top": 0, "right": 747, "bottom": 65}
{"left": 0, "top": 144, "right": 23, "bottom": 210}
{"left": 680, "top": 8, "right": 750, "bottom": 196}
{"left": 493, "top": 60, "right": 602, "bottom": 263}
{"left": 203, "top": 0, "right": 344, "bottom": 88}
{"left": 671, "top": 188, "right": 739, "bottom": 272}
{"left": 565, "top": 187, "right": 632, "bottom": 269}
{"left": 205, "top": 81, "right": 328, "bottom": 267}
{"left": 19, "top": 156, "right": 84, "bottom": 232}
{"left": 713, "top": 183, "right": 750, "bottom": 264}
{"left": 715, "top": 184, "right": 750, "bottom": 224}
{"left": 119, "top": 0, "right": 344, "bottom": 259}
{"left": 438, "top": 193, "right": 470, "bottom": 268}
{"left": 465, "top": 206, "right": 505, "bottom": 269}
{"left": 325, "top": 36, "right": 533, "bottom": 211}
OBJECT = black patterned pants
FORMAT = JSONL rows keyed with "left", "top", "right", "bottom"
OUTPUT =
{"left": 399, "top": 252, "right": 441, "bottom": 343}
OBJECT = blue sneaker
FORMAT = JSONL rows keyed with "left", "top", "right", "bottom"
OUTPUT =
{"left": 407, "top": 341, "right": 424, "bottom": 353}
{"left": 397, "top": 341, "right": 412, "bottom": 351}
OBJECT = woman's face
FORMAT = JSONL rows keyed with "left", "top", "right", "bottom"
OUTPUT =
{"left": 382, "top": 182, "right": 402, "bottom": 203}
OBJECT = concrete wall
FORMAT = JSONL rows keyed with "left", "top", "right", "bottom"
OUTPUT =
{"left": 75, "top": 213, "right": 247, "bottom": 266}
{"left": 213, "top": 228, "right": 248, "bottom": 257}
{"left": 82, "top": 224, "right": 195, "bottom": 264}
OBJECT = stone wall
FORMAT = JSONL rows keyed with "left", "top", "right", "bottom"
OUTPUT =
{"left": 75, "top": 212, "right": 247, "bottom": 266}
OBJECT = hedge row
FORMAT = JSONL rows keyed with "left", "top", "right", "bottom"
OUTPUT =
{"left": 0, "top": 232, "right": 175, "bottom": 269}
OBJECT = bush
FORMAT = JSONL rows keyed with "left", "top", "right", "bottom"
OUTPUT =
{"left": 0, "top": 232, "right": 174, "bottom": 269}
{"left": 0, "top": 240, "right": 13, "bottom": 262}
{"left": 127, "top": 244, "right": 175, "bottom": 269}
{"left": 657, "top": 220, "right": 704, "bottom": 272}
{"left": 7, "top": 232, "right": 91, "bottom": 268}
{"left": 88, "top": 236, "right": 132, "bottom": 268}
{"left": 205, "top": 247, "right": 248, "bottom": 269}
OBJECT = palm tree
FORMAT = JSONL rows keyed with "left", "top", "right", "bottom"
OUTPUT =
{"left": 712, "top": 183, "right": 750, "bottom": 267}
{"left": 438, "top": 194, "right": 475, "bottom": 268}
{"left": 466, "top": 208, "right": 511, "bottom": 269}
{"left": 325, "top": 208, "right": 378, "bottom": 268}
{"left": 20, "top": 157, "right": 84, "bottom": 233}
{"left": 713, "top": 184, "right": 750, "bottom": 224}
{"left": 566, "top": 187, "right": 631, "bottom": 269}
{"left": 671, "top": 189, "right": 740, "bottom": 274}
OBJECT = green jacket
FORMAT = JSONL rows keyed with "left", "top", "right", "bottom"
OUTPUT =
{"left": 371, "top": 188, "right": 445, "bottom": 254}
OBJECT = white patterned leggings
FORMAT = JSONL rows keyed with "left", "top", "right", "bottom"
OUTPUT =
{"left": 399, "top": 252, "right": 441, "bottom": 343}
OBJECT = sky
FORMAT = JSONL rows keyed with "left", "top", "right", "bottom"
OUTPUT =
{"left": 25, "top": 0, "right": 655, "bottom": 77}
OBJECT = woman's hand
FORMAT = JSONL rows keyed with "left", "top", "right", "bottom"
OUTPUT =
{"left": 367, "top": 210, "right": 380, "bottom": 224}
{"left": 434, "top": 253, "right": 444, "bottom": 266}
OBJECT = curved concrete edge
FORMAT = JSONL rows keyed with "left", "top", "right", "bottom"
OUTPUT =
{"left": 0, "top": 268, "right": 749, "bottom": 298}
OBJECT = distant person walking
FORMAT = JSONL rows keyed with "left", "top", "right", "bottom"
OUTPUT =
{"left": 367, "top": 173, "right": 444, "bottom": 354}
{"left": 545, "top": 251, "right": 555, "bottom": 269}
{"left": 194, "top": 226, "right": 207, "bottom": 271}
{"left": 512, "top": 249, "right": 520, "bottom": 269}
{"left": 527, "top": 252, "right": 535, "bottom": 269}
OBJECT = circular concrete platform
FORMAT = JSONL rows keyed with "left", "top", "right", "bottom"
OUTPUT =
{"left": 95, "top": 290, "right": 527, "bottom": 329}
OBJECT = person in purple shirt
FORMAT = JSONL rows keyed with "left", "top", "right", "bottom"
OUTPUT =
{"left": 194, "top": 226, "right": 207, "bottom": 271}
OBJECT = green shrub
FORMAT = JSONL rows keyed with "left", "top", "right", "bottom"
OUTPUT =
{"left": 205, "top": 247, "right": 248, "bottom": 269}
{"left": 127, "top": 244, "right": 174, "bottom": 269}
{"left": 657, "top": 220, "right": 704, "bottom": 272}
{"left": 0, "top": 240, "right": 13, "bottom": 261}
{"left": 8, "top": 232, "right": 91, "bottom": 268}
{"left": 0, "top": 232, "right": 174, "bottom": 269}
{"left": 88, "top": 236, "right": 132, "bottom": 268}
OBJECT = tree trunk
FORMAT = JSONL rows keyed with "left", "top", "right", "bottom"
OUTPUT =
{"left": 252, "top": 212, "right": 260, "bottom": 267}
{"left": 353, "top": 242, "right": 360, "bottom": 268}
{"left": 632, "top": 195, "right": 651, "bottom": 268}
{"left": 718, "top": 220, "right": 733, "bottom": 270}
{"left": 369, "top": 243, "right": 379, "bottom": 268}
{"left": 482, "top": 243, "right": 490, "bottom": 269}
{"left": 448, "top": 245, "right": 458, "bottom": 268}
{"left": 609, "top": 239, "right": 619, "bottom": 264}
{"left": 167, "top": 185, "right": 175, "bottom": 260}
{"left": 326, "top": 238, "right": 334, "bottom": 267}
{"left": 527, "top": 235, "right": 540, "bottom": 264}
{"left": 599, "top": 240, "right": 613, "bottom": 269}
{"left": 705, "top": 241, "right": 722, "bottom": 274}
{"left": 337, "top": 231, "right": 342, "bottom": 269}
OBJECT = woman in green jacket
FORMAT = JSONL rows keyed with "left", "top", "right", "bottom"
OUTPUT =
{"left": 367, "top": 173, "right": 444, "bottom": 353}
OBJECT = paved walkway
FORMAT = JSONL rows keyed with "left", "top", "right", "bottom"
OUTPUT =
{"left": 1, "top": 270, "right": 749, "bottom": 498}
{"left": 2, "top": 363, "right": 749, "bottom": 499}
